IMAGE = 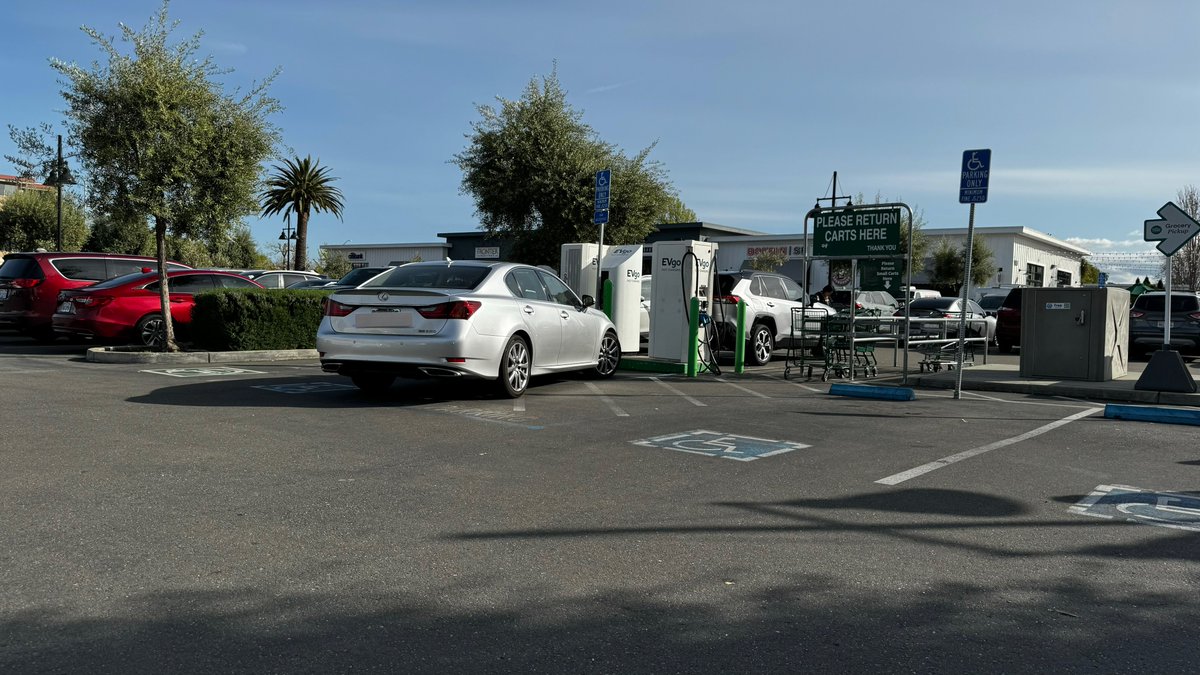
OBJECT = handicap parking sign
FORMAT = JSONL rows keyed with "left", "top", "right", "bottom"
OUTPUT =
{"left": 1070, "top": 484, "right": 1200, "bottom": 532}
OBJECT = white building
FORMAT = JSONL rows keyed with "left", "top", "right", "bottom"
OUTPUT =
{"left": 319, "top": 242, "right": 451, "bottom": 268}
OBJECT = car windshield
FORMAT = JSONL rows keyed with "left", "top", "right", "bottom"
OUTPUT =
{"left": 362, "top": 264, "right": 490, "bottom": 290}
{"left": 1134, "top": 294, "right": 1200, "bottom": 312}
{"left": 978, "top": 295, "right": 1006, "bottom": 310}
{"left": 336, "top": 268, "right": 390, "bottom": 286}
{"left": 0, "top": 257, "right": 42, "bottom": 280}
{"left": 88, "top": 271, "right": 155, "bottom": 289}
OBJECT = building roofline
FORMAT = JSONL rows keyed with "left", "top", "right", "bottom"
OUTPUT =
{"left": 319, "top": 242, "right": 450, "bottom": 249}
{"left": 924, "top": 226, "right": 1092, "bottom": 256}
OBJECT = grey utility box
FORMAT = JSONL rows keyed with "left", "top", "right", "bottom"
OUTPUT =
{"left": 1020, "top": 287, "right": 1130, "bottom": 381}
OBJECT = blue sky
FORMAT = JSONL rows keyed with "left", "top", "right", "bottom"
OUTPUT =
{"left": 3, "top": 0, "right": 1197, "bottom": 279}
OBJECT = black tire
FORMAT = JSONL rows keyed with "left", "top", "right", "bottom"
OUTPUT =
{"left": 351, "top": 373, "right": 395, "bottom": 394}
{"left": 997, "top": 339, "right": 1013, "bottom": 354}
{"left": 135, "top": 314, "right": 166, "bottom": 348}
{"left": 497, "top": 334, "right": 531, "bottom": 398}
{"left": 747, "top": 323, "right": 773, "bottom": 366}
{"left": 588, "top": 330, "right": 620, "bottom": 379}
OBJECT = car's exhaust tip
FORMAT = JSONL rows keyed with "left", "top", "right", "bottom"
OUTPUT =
{"left": 419, "top": 367, "right": 463, "bottom": 377}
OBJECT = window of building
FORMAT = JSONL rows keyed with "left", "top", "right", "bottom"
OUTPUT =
{"left": 1026, "top": 263, "right": 1044, "bottom": 287}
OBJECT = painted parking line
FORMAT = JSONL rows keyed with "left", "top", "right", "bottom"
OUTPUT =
{"left": 650, "top": 377, "right": 707, "bottom": 407}
{"left": 142, "top": 366, "right": 266, "bottom": 378}
{"left": 513, "top": 397, "right": 525, "bottom": 413}
{"left": 584, "top": 381, "right": 629, "bottom": 417}
{"left": 715, "top": 377, "right": 771, "bottom": 399}
{"left": 765, "top": 374, "right": 823, "bottom": 393}
{"left": 875, "top": 407, "right": 1102, "bottom": 485}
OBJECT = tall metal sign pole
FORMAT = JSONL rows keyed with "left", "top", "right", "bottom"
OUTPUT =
{"left": 594, "top": 169, "right": 611, "bottom": 298}
{"left": 955, "top": 149, "right": 991, "bottom": 399}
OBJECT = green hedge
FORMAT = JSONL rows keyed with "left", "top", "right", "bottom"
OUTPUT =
{"left": 191, "top": 289, "right": 329, "bottom": 351}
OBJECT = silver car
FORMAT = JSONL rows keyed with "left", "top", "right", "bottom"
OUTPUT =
{"left": 317, "top": 261, "right": 621, "bottom": 397}
{"left": 711, "top": 270, "right": 836, "bottom": 366}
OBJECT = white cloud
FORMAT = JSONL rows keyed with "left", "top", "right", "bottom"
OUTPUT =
{"left": 584, "top": 82, "right": 631, "bottom": 95}
{"left": 1064, "top": 237, "right": 1156, "bottom": 251}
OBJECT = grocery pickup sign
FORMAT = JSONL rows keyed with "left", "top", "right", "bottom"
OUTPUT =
{"left": 813, "top": 207, "right": 902, "bottom": 258}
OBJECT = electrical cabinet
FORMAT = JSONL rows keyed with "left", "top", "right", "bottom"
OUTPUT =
{"left": 559, "top": 243, "right": 608, "bottom": 299}
{"left": 1019, "top": 287, "right": 1129, "bottom": 380}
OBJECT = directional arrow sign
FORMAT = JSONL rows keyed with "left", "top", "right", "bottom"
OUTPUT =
{"left": 1145, "top": 201, "right": 1200, "bottom": 256}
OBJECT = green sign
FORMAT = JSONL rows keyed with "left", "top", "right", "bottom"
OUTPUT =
{"left": 813, "top": 207, "right": 902, "bottom": 257}
{"left": 859, "top": 258, "right": 904, "bottom": 292}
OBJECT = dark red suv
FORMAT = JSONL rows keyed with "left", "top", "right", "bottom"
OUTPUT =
{"left": 995, "top": 287, "right": 1023, "bottom": 352}
{"left": 0, "top": 251, "right": 190, "bottom": 341}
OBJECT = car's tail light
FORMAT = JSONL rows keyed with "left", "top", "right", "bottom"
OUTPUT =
{"left": 1130, "top": 310, "right": 1146, "bottom": 319}
{"left": 10, "top": 278, "right": 41, "bottom": 288}
{"left": 943, "top": 313, "right": 956, "bottom": 318}
{"left": 323, "top": 299, "right": 354, "bottom": 317}
{"left": 716, "top": 295, "right": 741, "bottom": 305}
{"left": 999, "top": 306, "right": 1015, "bottom": 313}
{"left": 74, "top": 295, "right": 113, "bottom": 307}
{"left": 416, "top": 300, "right": 481, "bottom": 319}
{"left": 1188, "top": 311, "right": 1200, "bottom": 321}
{"left": 855, "top": 302, "right": 864, "bottom": 310}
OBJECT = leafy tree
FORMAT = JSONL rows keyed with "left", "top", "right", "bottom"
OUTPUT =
{"left": 659, "top": 195, "right": 697, "bottom": 224}
{"left": 748, "top": 249, "right": 787, "bottom": 272}
{"left": 0, "top": 189, "right": 87, "bottom": 251}
{"left": 52, "top": 1, "right": 281, "bottom": 350}
{"left": 928, "top": 237, "right": 995, "bottom": 294}
{"left": 454, "top": 67, "right": 686, "bottom": 267}
{"left": 209, "top": 224, "right": 262, "bottom": 268}
{"left": 4, "top": 123, "right": 58, "bottom": 182}
{"left": 85, "top": 212, "right": 153, "bottom": 254}
{"left": 259, "top": 155, "right": 345, "bottom": 271}
{"left": 1080, "top": 257, "right": 1100, "bottom": 285}
{"left": 315, "top": 247, "right": 352, "bottom": 278}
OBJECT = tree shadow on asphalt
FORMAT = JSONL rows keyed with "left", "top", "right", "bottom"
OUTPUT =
{"left": 4, "top": 570, "right": 1198, "bottom": 672}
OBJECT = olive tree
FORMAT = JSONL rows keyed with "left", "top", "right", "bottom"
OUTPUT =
{"left": 52, "top": 1, "right": 280, "bottom": 350}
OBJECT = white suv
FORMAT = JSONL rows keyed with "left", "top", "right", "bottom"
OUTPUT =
{"left": 710, "top": 271, "right": 835, "bottom": 366}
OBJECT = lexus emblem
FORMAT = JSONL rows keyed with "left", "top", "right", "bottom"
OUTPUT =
{"left": 377, "top": 292, "right": 390, "bottom": 301}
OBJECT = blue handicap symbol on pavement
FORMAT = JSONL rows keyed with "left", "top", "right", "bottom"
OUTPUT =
{"left": 1070, "top": 484, "right": 1200, "bottom": 533}
{"left": 632, "top": 429, "right": 810, "bottom": 462}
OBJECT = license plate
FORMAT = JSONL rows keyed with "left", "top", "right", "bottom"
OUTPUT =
{"left": 58, "top": 301, "right": 75, "bottom": 314}
{"left": 355, "top": 310, "right": 412, "bottom": 328}
{"left": 0, "top": 289, "right": 8, "bottom": 300}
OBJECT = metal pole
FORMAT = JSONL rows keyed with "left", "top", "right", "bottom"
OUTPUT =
{"left": 1164, "top": 254, "right": 1173, "bottom": 351}
{"left": 55, "top": 135, "right": 64, "bottom": 251}
{"left": 954, "top": 202, "right": 976, "bottom": 399}
{"left": 597, "top": 221, "right": 605, "bottom": 303}
{"left": 902, "top": 204, "right": 914, "bottom": 385}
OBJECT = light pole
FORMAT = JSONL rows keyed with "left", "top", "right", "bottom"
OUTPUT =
{"left": 44, "top": 135, "right": 76, "bottom": 251}
{"left": 279, "top": 215, "right": 297, "bottom": 269}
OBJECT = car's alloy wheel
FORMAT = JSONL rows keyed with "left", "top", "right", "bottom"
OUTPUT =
{"left": 498, "top": 335, "right": 531, "bottom": 397}
{"left": 749, "top": 323, "right": 773, "bottom": 366}
{"left": 136, "top": 314, "right": 166, "bottom": 348}
{"left": 591, "top": 330, "right": 620, "bottom": 378}
{"left": 351, "top": 373, "right": 395, "bottom": 394}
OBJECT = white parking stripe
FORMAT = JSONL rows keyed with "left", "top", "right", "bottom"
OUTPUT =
{"left": 875, "top": 407, "right": 1102, "bottom": 485}
{"left": 716, "top": 377, "right": 770, "bottom": 399}
{"left": 765, "top": 374, "right": 823, "bottom": 393}
{"left": 650, "top": 377, "right": 707, "bottom": 407}
{"left": 584, "top": 381, "right": 629, "bottom": 417}
{"left": 513, "top": 397, "right": 526, "bottom": 413}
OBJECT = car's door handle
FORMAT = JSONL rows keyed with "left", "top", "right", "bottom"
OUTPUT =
{"left": 523, "top": 305, "right": 535, "bottom": 314}
{"left": 766, "top": 301, "right": 775, "bottom": 307}
{"left": 560, "top": 311, "right": 570, "bottom": 319}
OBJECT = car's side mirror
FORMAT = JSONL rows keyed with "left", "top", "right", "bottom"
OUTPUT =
{"left": 580, "top": 294, "right": 595, "bottom": 308}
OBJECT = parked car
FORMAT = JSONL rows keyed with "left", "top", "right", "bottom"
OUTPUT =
{"left": 897, "top": 297, "right": 994, "bottom": 343}
{"left": 995, "top": 288, "right": 1023, "bottom": 352}
{"left": 316, "top": 261, "right": 620, "bottom": 397}
{"left": 285, "top": 278, "right": 337, "bottom": 290}
{"left": 977, "top": 293, "right": 1008, "bottom": 318}
{"left": 52, "top": 270, "right": 262, "bottom": 346}
{"left": 830, "top": 289, "right": 900, "bottom": 316}
{"left": 243, "top": 270, "right": 326, "bottom": 289}
{"left": 0, "top": 251, "right": 190, "bottom": 341}
{"left": 321, "top": 266, "right": 395, "bottom": 291}
{"left": 711, "top": 270, "right": 835, "bottom": 366}
{"left": 1128, "top": 291, "right": 1200, "bottom": 355}
{"left": 639, "top": 275, "right": 651, "bottom": 337}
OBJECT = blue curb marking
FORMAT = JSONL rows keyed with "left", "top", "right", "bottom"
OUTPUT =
{"left": 1104, "top": 404, "right": 1200, "bottom": 427}
{"left": 829, "top": 384, "right": 916, "bottom": 401}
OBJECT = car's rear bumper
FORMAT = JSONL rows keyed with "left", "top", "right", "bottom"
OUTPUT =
{"left": 316, "top": 328, "right": 504, "bottom": 379}
{"left": 52, "top": 314, "right": 130, "bottom": 341}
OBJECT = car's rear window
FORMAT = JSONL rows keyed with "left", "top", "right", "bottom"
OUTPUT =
{"left": 978, "top": 295, "right": 1006, "bottom": 310}
{"left": 910, "top": 298, "right": 956, "bottom": 310}
{"left": 0, "top": 257, "right": 43, "bottom": 280}
{"left": 1133, "top": 294, "right": 1200, "bottom": 312}
{"left": 362, "top": 265, "right": 490, "bottom": 290}
{"left": 716, "top": 274, "right": 739, "bottom": 296}
{"left": 1001, "top": 288, "right": 1022, "bottom": 309}
{"left": 337, "top": 267, "right": 390, "bottom": 287}
{"left": 51, "top": 258, "right": 109, "bottom": 281}
{"left": 88, "top": 272, "right": 155, "bottom": 290}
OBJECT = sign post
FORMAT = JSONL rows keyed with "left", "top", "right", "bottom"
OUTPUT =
{"left": 594, "top": 169, "right": 611, "bottom": 299}
{"left": 954, "top": 149, "right": 991, "bottom": 399}
{"left": 1135, "top": 201, "right": 1200, "bottom": 393}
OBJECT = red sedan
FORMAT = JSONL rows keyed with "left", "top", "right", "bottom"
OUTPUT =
{"left": 53, "top": 269, "right": 262, "bottom": 346}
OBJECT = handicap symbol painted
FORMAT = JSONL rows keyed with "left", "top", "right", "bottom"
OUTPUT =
{"left": 253, "top": 381, "right": 358, "bottom": 394}
{"left": 1070, "top": 484, "right": 1200, "bottom": 533}
{"left": 632, "top": 429, "right": 810, "bottom": 462}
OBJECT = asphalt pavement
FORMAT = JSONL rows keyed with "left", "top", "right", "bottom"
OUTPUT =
{"left": 2, "top": 333, "right": 1198, "bottom": 673}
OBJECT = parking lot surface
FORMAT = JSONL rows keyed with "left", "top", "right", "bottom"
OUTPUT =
{"left": 2, "top": 333, "right": 1198, "bottom": 672}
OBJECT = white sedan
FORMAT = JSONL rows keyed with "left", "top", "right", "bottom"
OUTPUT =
{"left": 317, "top": 261, "right": 621, "bottom": 397}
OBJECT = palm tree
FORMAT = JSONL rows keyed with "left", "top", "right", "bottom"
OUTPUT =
{"left": 260, "top": 156, "right": 345, "bottom": 270}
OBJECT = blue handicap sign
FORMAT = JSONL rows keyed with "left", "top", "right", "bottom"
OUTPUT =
{"left": 1070, "top": 484, "right": 1200, "bottom": 532}
{"left": 594, "top": 210, "right": 609, "bottom": 225}
{"left": 595, "top": 169, "right": 611, "bottom": 214}
{"left": 632, "top": 429, "right": 810, "bottom": 462}
{"left": 959, "top": 149, "right": 991, "bottom": 204}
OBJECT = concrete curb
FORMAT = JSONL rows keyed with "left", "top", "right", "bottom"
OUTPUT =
{"left": 829, "top": 383, "right": 916, "bottom": 401}
{"left": 86, "top": 347, "right": 318, "bottom": 364}
{"left": 909, "top": 373, "right": 1196, "bottom": 407}
{"left": 1104, "top": 404, "right": 1200, "bottom": 426}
